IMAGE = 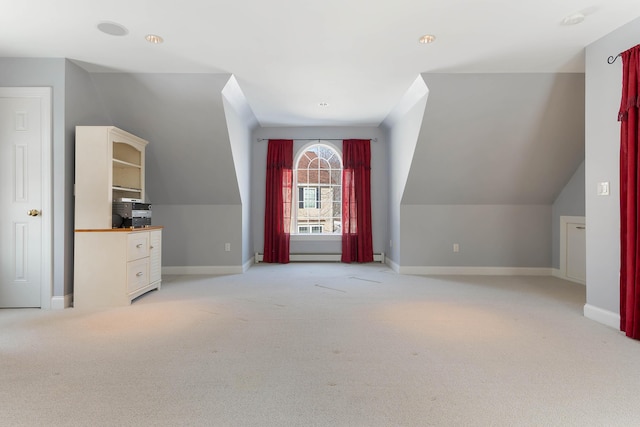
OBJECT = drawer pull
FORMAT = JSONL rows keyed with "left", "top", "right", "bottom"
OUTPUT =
{"left": 150, "top": 245, "right": 154, "bottom": 249}
{"left": 136, "top": 272, "right": 143, "bottom": 277}
{"left": 136, "top": 244, "right": 143, "bottom": 248}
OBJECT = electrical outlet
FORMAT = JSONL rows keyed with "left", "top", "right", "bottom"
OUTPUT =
{"left": 225, "top": 243, "right": 231, "bottom": 252}
{"left": 453, "top": 243, "right": 459, "bottom": 253}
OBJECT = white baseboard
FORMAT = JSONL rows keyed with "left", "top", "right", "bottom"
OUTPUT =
{"left": 254, "top": 253, "right": 385, "bottom": 263}
{"left": 386, "top": 258, "right": 400, "bottom": 273}
{"left": 584, "top": 304, "right": 620, "bottom": 330}
{"left": 242, "top": 258, "right": 254, "bottom": 272}
{"left": 162, "top": 266, "right": 244, "bottom": 275}
{"left": 551, "top": 267, "right": 586, "bottom": 285}
{"left": 51, "top": 294, "right": 72, "bottom": 309}
{"left": 399, "top": 266, "right": 553, "bottom": 276}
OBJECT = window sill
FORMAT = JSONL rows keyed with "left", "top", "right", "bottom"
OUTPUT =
{"left": 290, "top": 234, "right": 341, "bottom": 241}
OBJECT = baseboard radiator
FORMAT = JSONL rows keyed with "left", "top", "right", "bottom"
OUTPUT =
{"left": 255, "top": 252, "right": 385, "bottom": 264}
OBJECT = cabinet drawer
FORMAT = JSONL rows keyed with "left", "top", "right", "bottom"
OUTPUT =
{"left": 127, "top": 258, "right": 149, "bottom": 293}
{"left": 127, "top": 232, "right": 149, "bottom": 261}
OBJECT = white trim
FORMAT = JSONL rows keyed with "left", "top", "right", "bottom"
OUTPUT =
{"left": 386, "top": 258, "right": 400, "bottom": 273}
{"left": 0, "top": 87, "right": 52, "bottom": 309}
{"left": 293, "top": 141, "right": 343, "bottom": 235}
{"left": 551, "top": 267, "right": 586, "bottom": 285}
{"left": 290, "top": 234, "right": 341, "bottom": 241}
{"left": 51, "top": 294, "right": 73, "bottom": 309}
{"left": 584, "top": 304, "right": 620, "bottom": 330}
{"left": 242, "top": 258, "right": 254, "bottom": 272}
{"left": 399, "top": 266, "right": 553, "bottom": 276}
{"left": 162, "top": 266, "right": 244, "bottom": 275}
{"left": 254, "top": 253, "right": 385, "bottom": 263}
{"left": 559, "top": 216, "right": 586, "bottom": 284}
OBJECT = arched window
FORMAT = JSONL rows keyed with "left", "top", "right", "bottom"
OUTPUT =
{"left": 294, "top": 143, "right": 342, "bottom": 234}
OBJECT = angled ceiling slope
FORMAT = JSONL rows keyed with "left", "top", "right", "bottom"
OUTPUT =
{"left": 402, "top": 73, "right": 585, "bottom": 205}
{"left": 89, "top": 72, "right": 241, "bottom": 205}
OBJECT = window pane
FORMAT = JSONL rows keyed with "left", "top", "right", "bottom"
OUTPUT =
{"left": 333, "top": 202, "right": 341, "bottom": 217}
{"left": 331, "top": 170, "right": 341, "bottom": 185}
{"left": 333, "top": 187, "right": 341, "bottom": 202}
{"left": 328, "top": 155, "right": 341, "bottom": 169}
{"left": 317, "top": 146, "right": 332, "bottom": 160}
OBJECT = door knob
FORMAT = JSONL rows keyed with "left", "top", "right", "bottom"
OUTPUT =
{"left": 27, "top": 209, "right": 40, "bottom": 217}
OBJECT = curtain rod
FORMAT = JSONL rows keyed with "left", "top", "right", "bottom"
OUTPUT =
{"left": 256, "top": 138, "right": 377, "bottom": 142}
{"left": 608, "top": 53, "right": 621, "bottom": 64}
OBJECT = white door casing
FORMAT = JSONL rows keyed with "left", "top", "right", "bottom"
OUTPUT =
{"left": 0, "top": 87, "right": 52, "bottom": 308}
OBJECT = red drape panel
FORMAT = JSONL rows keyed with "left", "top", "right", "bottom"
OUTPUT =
{"left": 263, "top": 139, "right": 293, "bottom": 263}
{"left": 619, "top": 45, "right": 640, "bottom": 339}
{"left": 341, "top": 139, "right": 373, "bottom": 263}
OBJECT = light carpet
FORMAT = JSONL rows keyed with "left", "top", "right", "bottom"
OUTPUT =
{"left": 1, "top": 262, "right": 639, "bottom": 426}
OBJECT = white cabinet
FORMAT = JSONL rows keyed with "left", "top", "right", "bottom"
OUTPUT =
{"left": 74, "top": 228, "right": 162, "bottom": 308}
{"left": 75, "top": 126, "right": 148, "bottom": 229}
{"left": 74, "top": 126, "right": 162, "bottom": 307}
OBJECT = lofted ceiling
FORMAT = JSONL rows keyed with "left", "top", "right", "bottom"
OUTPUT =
{"left": 2, "top": 1, "right": 640, "bottom": 127}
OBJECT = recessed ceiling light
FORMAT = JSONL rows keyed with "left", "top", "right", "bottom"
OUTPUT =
{"left": 97, "top": 21, "right": 129, "bottom": 36}
{"left": 419, "top": 34, "right": 436, "bottom": 44}
{"left": 561, "top": 13, "right": 585, "bottom": 25}
{"left": 145, "top": 34, "right": 164, "bottom": 44}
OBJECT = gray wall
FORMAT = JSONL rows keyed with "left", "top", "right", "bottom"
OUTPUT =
{"left": 153, "top": 205, "right": 242, "bottom": 267}
{"left": 395, "top": 72, "right": 584, "bottom": 269}
{"left": 401, "top": 204, "right": 551, "bottom": 267}
{"left": 404, "top": 73, "right": 585, "bottom": 205}
{"left": 88, "top": 73, "right": 239, "bottom": 205}
{"left": 382, "top": 76, "right": 429, "bottom": 266}
{"left": 222, "top": 76, "right": 257, "bottom": 265}
{"left": 252, "top": 126, "right": 388, "bottom": 256}
{"left": 1, "top": 58, "right": 68, "bottom": 298}
{"left": 551, "top": 161, "right": 585, "bottom": 269}
{"left": 584, "top": 17, "right": 640, "bottom": 317}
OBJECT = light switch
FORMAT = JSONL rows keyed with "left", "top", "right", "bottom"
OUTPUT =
{"left": 597, "top": 182, "right": 610, "bottom": 196}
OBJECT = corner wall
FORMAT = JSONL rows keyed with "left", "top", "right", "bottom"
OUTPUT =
{"left": 382, "top": 76, "right": 429, "bottom": 268}
{"left": 584, "top": 17, "right": 640, "bottom": 327}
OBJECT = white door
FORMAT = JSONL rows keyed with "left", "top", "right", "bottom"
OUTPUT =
{"left": 0, "top": 88, "right": 51, "bottom": 308}
{"left": 566, "top": 223, "right": 586, "bottom": 284}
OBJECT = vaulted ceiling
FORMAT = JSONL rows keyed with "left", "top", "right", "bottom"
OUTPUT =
{"left": 2, "top": 0, "right": 639, "bottom": 126}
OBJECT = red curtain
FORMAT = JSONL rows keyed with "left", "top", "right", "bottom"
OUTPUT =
{"left": 263, "top": 139, "right": 293, "bottom": 263}
{"left": 619, "top": 44, "right": 640, "bottom": 339}
{"left": 342, "top": 139, "right": 373, "bottom": 263}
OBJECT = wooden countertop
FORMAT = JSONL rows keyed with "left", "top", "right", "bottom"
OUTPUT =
{"left": 75, "top": 226, "right": 164, "bottom": 233}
